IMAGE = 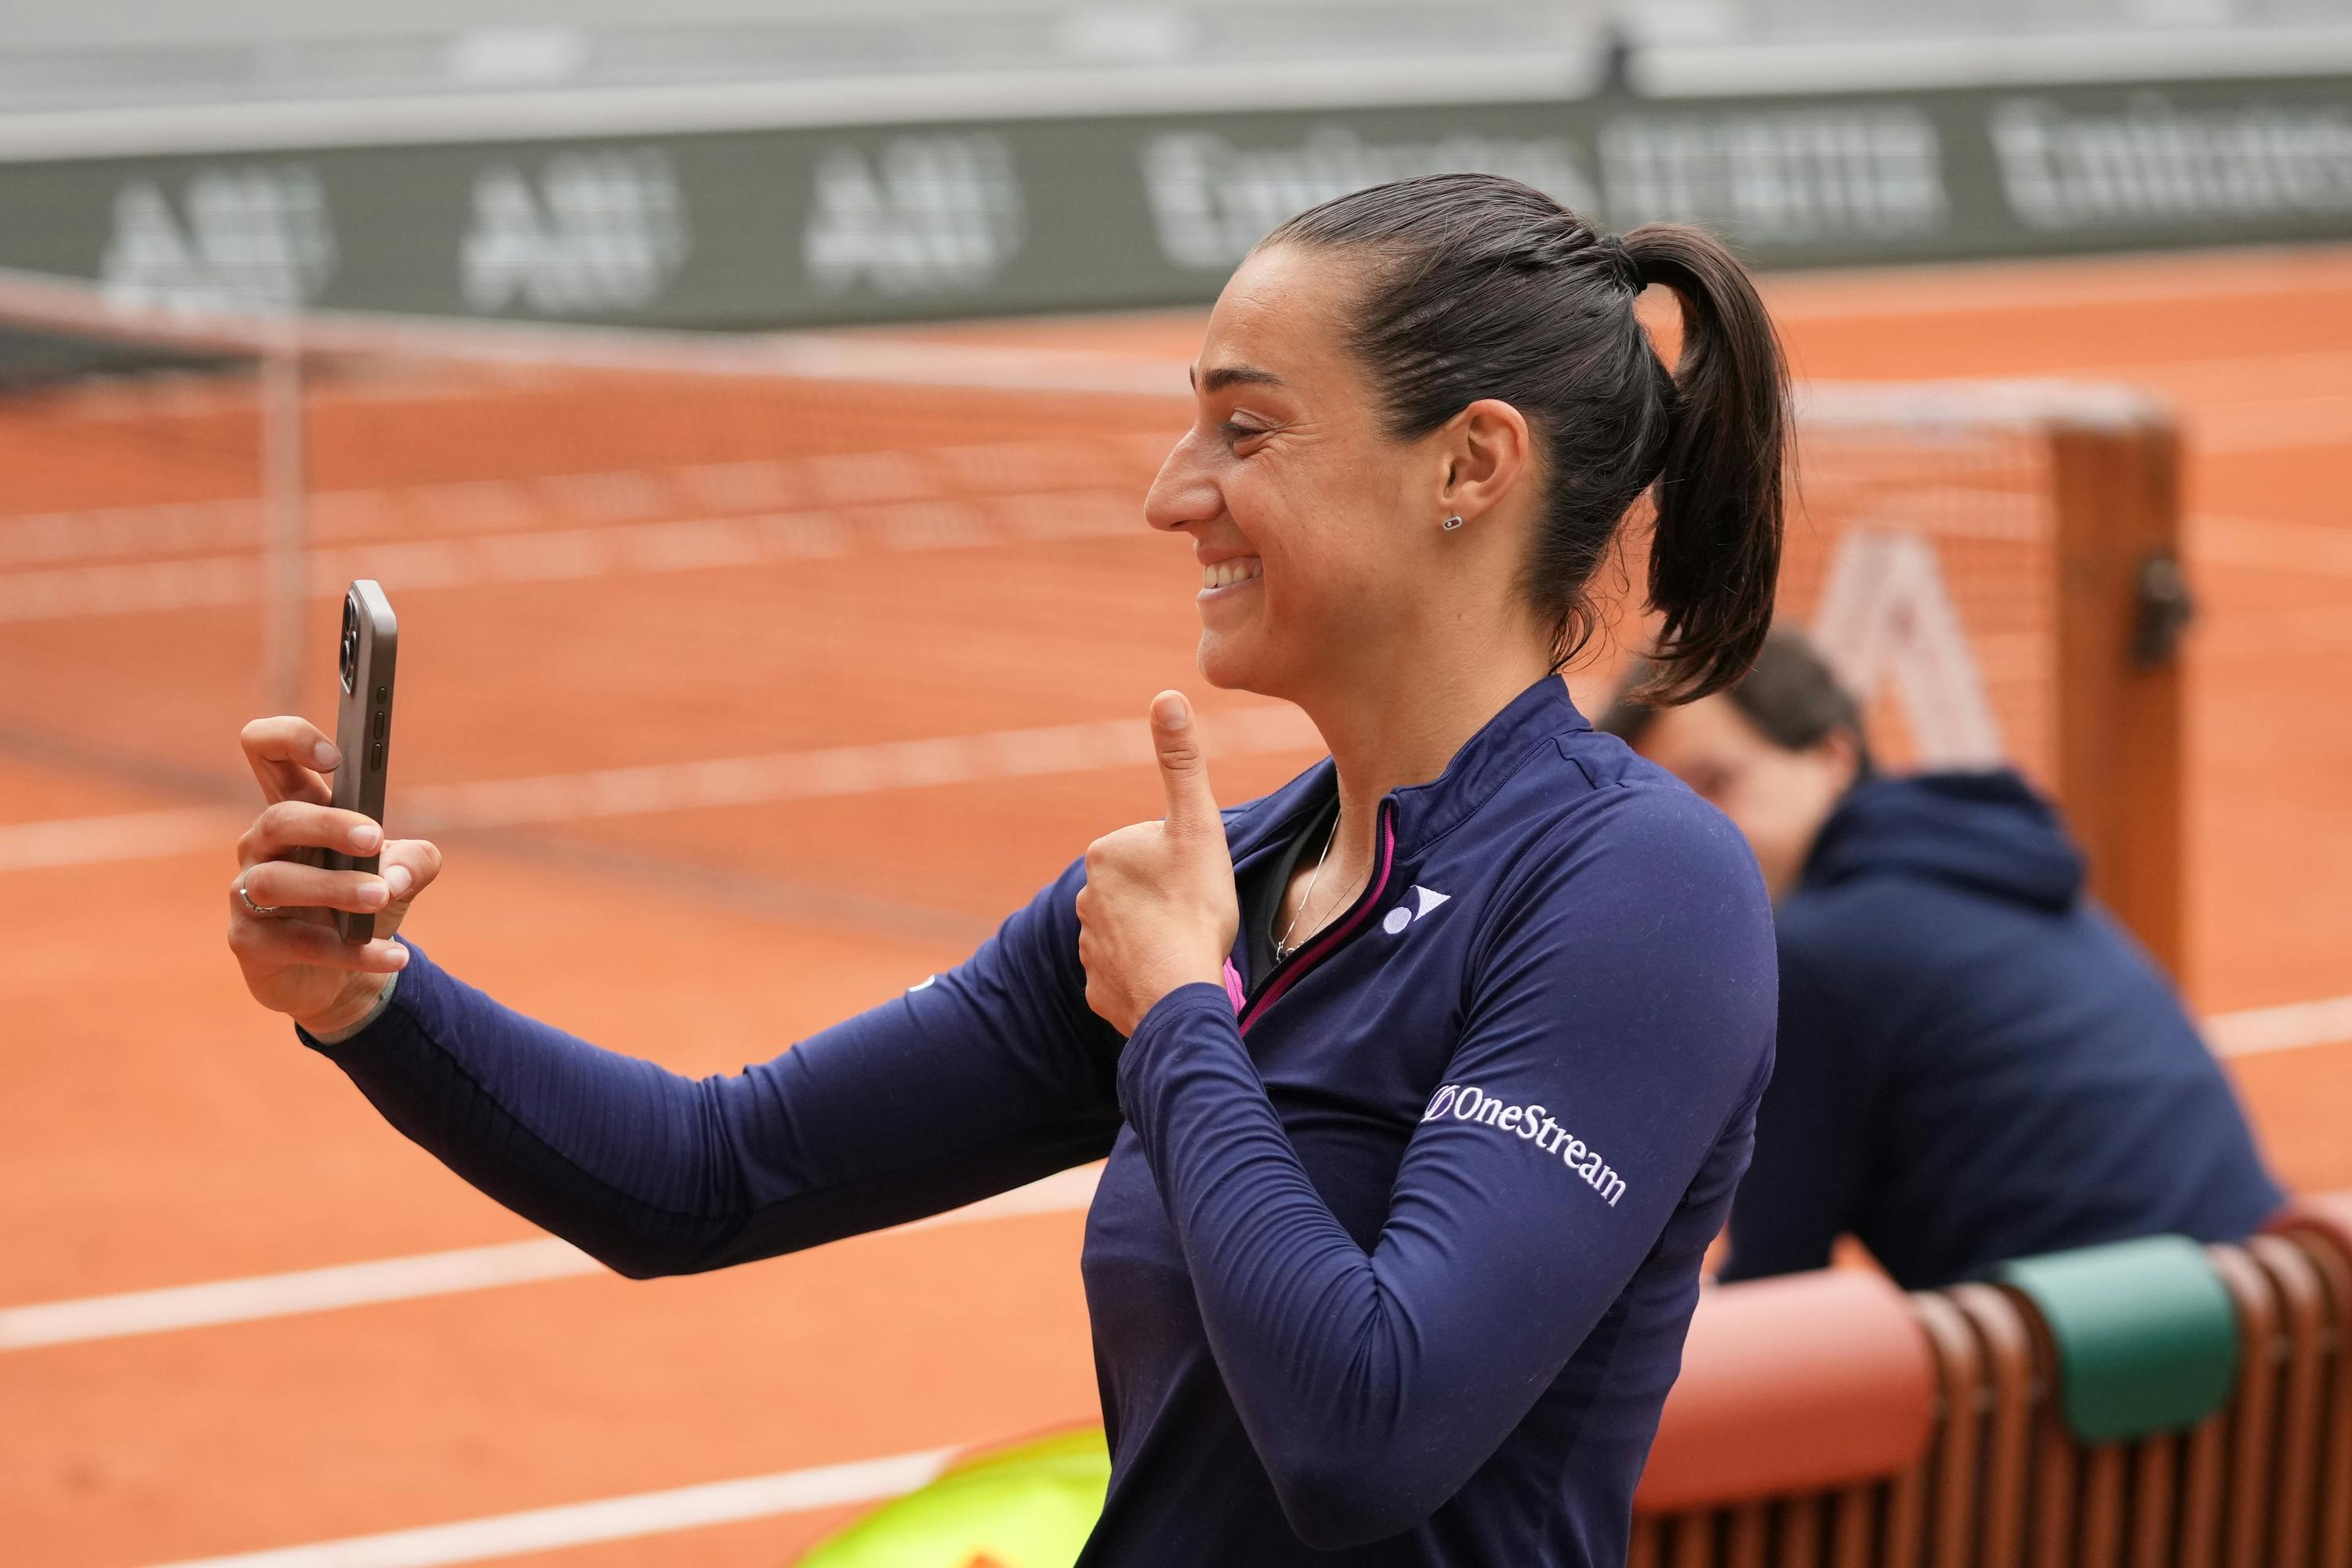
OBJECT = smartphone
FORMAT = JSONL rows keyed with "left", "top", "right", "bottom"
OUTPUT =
{"left": 325, "top": 580, "right": 397, "bottom": 943}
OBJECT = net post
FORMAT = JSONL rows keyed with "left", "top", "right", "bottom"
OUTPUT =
{"left": 2049, "top": 404, "right": 2187, "bottom": 982}
{"left": 259, "top": 317, "right": 307, "bottom": 718}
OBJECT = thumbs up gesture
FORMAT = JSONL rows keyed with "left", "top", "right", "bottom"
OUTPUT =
{"left": 1075, "top": 691, "right": 1242, "bottom": 1036}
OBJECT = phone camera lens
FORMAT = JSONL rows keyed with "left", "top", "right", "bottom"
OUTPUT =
{"left": 339, "top": 598, "right": 359, "bottom": 692}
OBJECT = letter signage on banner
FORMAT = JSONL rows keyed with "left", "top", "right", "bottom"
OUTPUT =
{"left": 2, "top": 71, "right": 2347, "bottom": 328}
{"left": 462, "top": 151, "right": 691, "bottom": 315}
{"left": 99, "top": 165, "right": 338, "bottom": 312}
{"left": 804, "top": 135, "right": 1025, "bottom": 298}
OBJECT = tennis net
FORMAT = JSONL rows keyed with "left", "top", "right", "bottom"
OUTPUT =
{"left": 0, "top": 270, "right": 2184, "bottom": 964}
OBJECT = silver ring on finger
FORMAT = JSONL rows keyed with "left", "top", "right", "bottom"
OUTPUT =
{"left": 238, "top": 877, "right": 286, "bottom": 918}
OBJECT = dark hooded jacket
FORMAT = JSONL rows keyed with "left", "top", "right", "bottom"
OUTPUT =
{"left": 1719, "top": 769, "right": 2281, "bottom": 1290}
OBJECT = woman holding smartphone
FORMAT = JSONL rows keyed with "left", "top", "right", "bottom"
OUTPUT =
{"left": 227, "top": 174, "right": 1784, "bottom": 1566}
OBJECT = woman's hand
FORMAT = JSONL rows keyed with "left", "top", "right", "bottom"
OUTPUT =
{"left": 1076, "top": 692, "right": 1240, "bottom": 1036}
{"left": 227, "top": 716, "right": 444, "bottom": 1038}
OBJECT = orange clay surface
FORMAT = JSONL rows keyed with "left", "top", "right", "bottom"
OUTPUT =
{"left": 2, "top": 244, "right": 2349, "bottom": 1566}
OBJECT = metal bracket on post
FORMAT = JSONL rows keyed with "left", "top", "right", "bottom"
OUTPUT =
{"left": 2131, "top": 554, "right": 2194, "bottom": 671}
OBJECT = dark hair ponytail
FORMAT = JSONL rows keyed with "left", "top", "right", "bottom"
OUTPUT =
{"left": 1261, "top": 175, "right": 1788, "bottom": 703}
{"left": 1619, "top": 224, "right": 1788, "bottom": 702}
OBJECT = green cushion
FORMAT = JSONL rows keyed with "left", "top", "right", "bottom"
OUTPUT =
{"left": 794, "top": 1428, "right": 1109, "bottom": 1568}
{"left": 1995, "top": 1235, "right": 2239, "bottom": 1443}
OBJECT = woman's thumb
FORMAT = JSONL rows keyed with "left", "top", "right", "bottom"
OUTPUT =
{"left": 1150, "top": 691, "right": 1220, "bottom": 837}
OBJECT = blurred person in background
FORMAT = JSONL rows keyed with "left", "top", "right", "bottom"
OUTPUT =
{"left": 1602, "top": 630, "right": 2282, "bottom": 1290}
{"left": 224, "top": 174, "right": 1785, "bottom": 1566}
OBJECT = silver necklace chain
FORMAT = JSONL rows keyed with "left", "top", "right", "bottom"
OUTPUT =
{"left": 1273, "top": 804, "right": 1362, "bottom": 964}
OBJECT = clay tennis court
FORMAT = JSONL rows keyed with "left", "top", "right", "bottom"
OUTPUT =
{"left": 2, "top": 242, "right": 2349, "bottom": 1566}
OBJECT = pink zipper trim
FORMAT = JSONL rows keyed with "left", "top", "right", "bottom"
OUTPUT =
{"left": 1237, "top": 808, "right": 1397, "bottom": 1036}
{"left": 1221, "top": 957, "right": 1247, "bottom": 1014}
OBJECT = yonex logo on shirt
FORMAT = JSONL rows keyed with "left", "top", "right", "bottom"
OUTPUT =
{"left": 1381, "top": 884, "right": 1451, "bottom": 935}
{"left": 1421, "top": 1083, "right": 1628, "bottom": 1207}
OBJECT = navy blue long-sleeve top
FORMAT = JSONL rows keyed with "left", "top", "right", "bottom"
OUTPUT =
{"left": 1719, "top": 769, "right": 2281, "bottom": 1291}
{"left": 299, "top": 677, "right": 1777, "bottom": 1564}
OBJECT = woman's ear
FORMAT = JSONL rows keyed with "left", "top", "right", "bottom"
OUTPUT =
{"left": 1438, "top": 397, "right": 1533, "bottom": 524}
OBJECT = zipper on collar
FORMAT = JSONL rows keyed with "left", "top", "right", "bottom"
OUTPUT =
{"left": 1236, "top": 799, "right": 1399, "bottom": 1036}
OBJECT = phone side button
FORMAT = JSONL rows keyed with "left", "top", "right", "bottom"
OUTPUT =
{"left": 371, "top": 742, "right": 385, "bottom": 771}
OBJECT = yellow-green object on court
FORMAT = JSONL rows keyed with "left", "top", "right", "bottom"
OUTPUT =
{"left": 794, "top": 1427, "right": 1109, "bottom": 1568}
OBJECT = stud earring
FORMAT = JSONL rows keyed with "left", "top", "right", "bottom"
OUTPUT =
{"left": 1441, "top": 514, "right": 1465, "bottom": 532}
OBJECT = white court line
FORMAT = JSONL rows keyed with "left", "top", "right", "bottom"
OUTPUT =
{"left": 0, "top": 804, "right": 235, "bottom": 871}
{"left": 7, "top": 985, "right": 2348, "bottom": 1356}
{"left": 0, "top": 704, "right": 1323, "bottom": 873}
{"left": 0, "top": 1165, "right": 1102, "bottom": 1352}
{"left": 0, "top": 489, "right": 1149, "bottom": 623}
{"left": 2195, "top": 604, "right": 2352, "bottom": 663}
{"left": 403, "top": 705, "right": 1316, "bottom": 829}
{"left": 0, "top": 437, "right": 1170, "bottom": 568}
{"left": 2209, "top": 994, "right": 2352, "bottom": 1060}
{"left": 2188, "top": 514, "right": 2352, "bottom": 578}
{"left": 2020, "top": 346, "right": 2352, "bottom": 404}
{"left": 0, "top": 1240, "right": 597, "bottom": 1350}
{"left": 1755, "top": 244, "right": 2352, "bottom": 323}
{"left": 136, "top": 1446, "right": 958, "bottom": 1568}
{"left": 2189, "top": 395, "right": 2352, "bottom": 456}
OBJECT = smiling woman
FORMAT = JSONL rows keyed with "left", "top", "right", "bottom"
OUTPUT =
{"left": 224, "top": 172, "right": 1790, "bottom": 1566}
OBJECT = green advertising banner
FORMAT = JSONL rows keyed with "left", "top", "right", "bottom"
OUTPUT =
{"left": 2, "top": 71, "right": 2348, "bottom": 328}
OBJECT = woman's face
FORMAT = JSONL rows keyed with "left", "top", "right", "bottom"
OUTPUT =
{"left": 1145, "top": 244, "right": 1467, "bottom": 699}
